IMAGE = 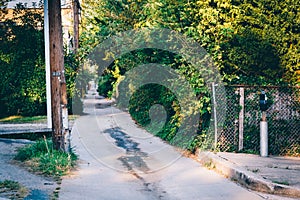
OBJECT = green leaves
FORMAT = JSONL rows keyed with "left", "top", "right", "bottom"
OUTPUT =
{"left": 15, "top": 139, "right": 77, "bottom": 177}
{"left": 0, "top": 9, "right": 46, "bottom": 117}
{"left": 81, "top": 0, "right": 299, "bottom": 152}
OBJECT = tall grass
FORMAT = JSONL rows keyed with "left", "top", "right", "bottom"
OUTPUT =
{"left": 15, "top": 137, "right": 77, "bottom": 177}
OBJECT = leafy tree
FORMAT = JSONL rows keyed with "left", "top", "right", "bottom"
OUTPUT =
{"left": 0, "top": 7, "right": 82, "bottom": 117}
{"left": 81, "top": 0, "right": 299, "bottom": 85}
{"left": 79, "top": 0, "right": 300, "bottom": 151}
{"left": 0, "top": 8, "right": 46, "bottom": 117}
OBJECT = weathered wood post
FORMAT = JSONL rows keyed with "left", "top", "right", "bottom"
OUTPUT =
{"left": 49, "top": 0, "right": 68, "bottom": 151}
{"left": 73, "top": 0, "right": 80, "bottom": 53}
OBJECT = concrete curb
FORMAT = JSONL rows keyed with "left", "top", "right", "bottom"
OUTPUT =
{"left": 0, "top": 128, "right": 52, "bottom": 135}
{"left": 197, "top": 151, "right": 300, "bottom": 198}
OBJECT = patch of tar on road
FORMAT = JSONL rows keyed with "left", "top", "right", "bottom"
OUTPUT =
{"left": 103, "top": 127, "right": 171, "bottom": 200}
{"left": 103, "top": 127, "right": 149, "bottom": 173}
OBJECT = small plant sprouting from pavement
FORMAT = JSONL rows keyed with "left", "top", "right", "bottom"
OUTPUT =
{"left": 0, "top": 180, "right": 28, "bottom": 199}
{"left": 203, "top": 159, "right": 216, "bottom": 170}
{"left": 273, "top": 180, "right": 290, "bottom": 186}
{"left": 14, "top": 136, "right": 77, "bottom": 178}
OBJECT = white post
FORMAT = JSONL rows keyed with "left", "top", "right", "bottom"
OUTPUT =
{"left": 44, "top": 0, "right": 52, "bottom": 128}
{"left": 260, "top": 120, "right": 268, "bottom": 157}
{"left": 212, "top": 82, "right": 218, "bottom": 149}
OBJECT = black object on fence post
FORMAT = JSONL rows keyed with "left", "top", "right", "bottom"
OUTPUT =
{"left": 259, "top": 90, "right": 268, "bottom": 157}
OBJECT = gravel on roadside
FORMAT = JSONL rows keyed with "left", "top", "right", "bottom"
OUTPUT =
{"left": 0, "top": 138, "right": 59, "bottom": 200}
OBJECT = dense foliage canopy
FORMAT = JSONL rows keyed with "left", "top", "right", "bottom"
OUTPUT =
{"left": 0, "top": 8, "right": 46, "bottom": 116}
{"left": 81, "top": 0, "right": 300, "bottom": 86}
{"left": 80, "top": 0, "right": 299, "bottom": 150}
{"left": 0, "top": 1, "right": 299, "bottom": 151}
{"left": 0, "top": 7, "right": 81, "bottom": 117}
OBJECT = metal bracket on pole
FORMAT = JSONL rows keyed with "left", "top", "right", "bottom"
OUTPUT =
{"left": 52, "top": 71, "right": 61, "bottom": 77}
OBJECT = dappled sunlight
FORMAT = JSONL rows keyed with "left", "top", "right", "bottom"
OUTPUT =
{"left": 0, "top": 115, "right": 22, "bottom": 122}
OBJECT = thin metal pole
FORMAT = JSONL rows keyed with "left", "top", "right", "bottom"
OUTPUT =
{"left": 44, "top": 0, "right": 52, "bottom": 128}
{"left": 260, "top": 120, "right": 268, "bottom": 157}
{"left": 212, "top": 82, "right": 218, "bottom": 149}
{"left": 238, "top": 87, "right": 244, "bottom": 151}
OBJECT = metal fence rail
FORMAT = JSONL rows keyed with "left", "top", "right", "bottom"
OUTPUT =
{"left": 213, "top": 85, "right": 300, "bottom": 156}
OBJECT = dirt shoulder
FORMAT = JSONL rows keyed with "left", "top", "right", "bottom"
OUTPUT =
{"left": 0, "top": 138, "right": 59, "bottom": 200}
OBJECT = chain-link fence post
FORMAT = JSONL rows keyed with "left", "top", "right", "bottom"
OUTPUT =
{"left": 212, "top": 82, "right": 218, "bottom": 149}
{"left": 239, "top": 87, "right": 244, "bottom": 151}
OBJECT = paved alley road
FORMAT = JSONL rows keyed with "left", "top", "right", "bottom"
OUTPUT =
{"left": 59, "top": 88, "right": 264, "bottom": 200}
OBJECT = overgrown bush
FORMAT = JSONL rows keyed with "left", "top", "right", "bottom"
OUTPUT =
{"left": 0, "top": 9, "right": 46, "bottom": 117}
{"left": 97, "top": 73, "right": 115, "bottom": 97}
{"left": 0, "top": 9, "right": 82, "bottom": 117}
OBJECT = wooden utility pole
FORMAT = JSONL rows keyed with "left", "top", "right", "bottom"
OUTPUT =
{"left": 49, "top": 0, "right": 68, "bottom": 151}
{"left": 73, "top": 0, "right": 80, "bottom": 53}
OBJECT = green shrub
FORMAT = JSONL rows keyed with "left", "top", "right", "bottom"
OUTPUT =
{"left": 97, "top": 73, "right": 115, "bottom": 97}
{"left": 15, "top": 139, "right": 77, "bottom": 177}
{"left": 15, "top": 139, "right": 52, "bottom": 161}
{"left": 38, "top": 150, "right": 77, "bottom": 177}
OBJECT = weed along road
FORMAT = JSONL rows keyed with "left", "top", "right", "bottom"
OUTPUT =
{"left": 59, "top": 89, "right": 264, "bottom": 200}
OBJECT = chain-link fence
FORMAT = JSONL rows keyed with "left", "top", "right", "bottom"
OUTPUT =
{"left": 213, "top": 85, "right": 300, "bottom": 156}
